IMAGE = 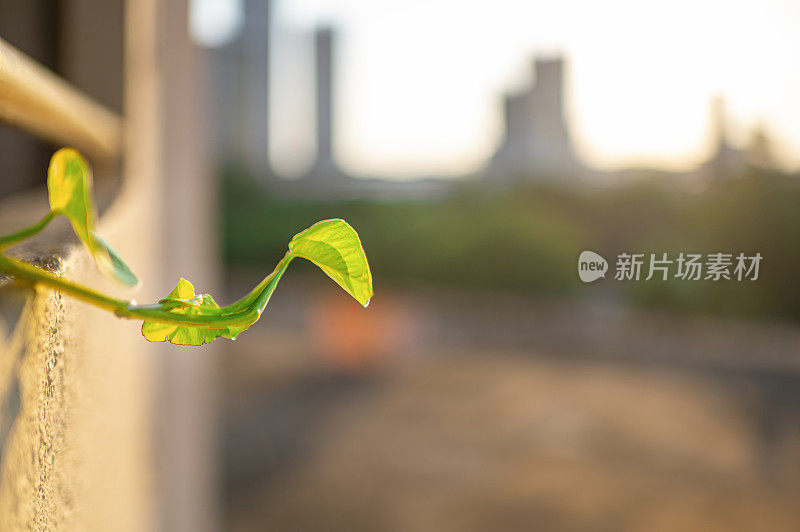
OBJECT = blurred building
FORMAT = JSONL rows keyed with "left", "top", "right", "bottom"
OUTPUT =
{"left": 699, "top": 97, "right": 779, "bottom": 180}
{"left": 701, "top": 97, "right": 748, "bottom": 180}
{"left": 301, "top": 27, "right": 351, "bottom": 186}
{"left": 276, "top": 26, "right": 448, "bottom": 199}
{"left": 747, "top": 124, "right": 776, "bottom": 170}
{"left": 215, "top": 0, "right": 271, "bottom": 175}
{"left": 488, "top": 58, "right": 584, "bottom": 182}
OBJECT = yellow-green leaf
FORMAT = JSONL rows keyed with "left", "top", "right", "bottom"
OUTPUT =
{"left": 288, "top": 219, "right": 373, "bottom": 307}
{"left": 47, "top": 148, "right": 137, "bottom": 286}
{"left": 141, "top": 278, "right": 249, "bottom": 345}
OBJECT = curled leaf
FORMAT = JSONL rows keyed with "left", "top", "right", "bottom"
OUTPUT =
{"left": 47, "top": 148, "right": 137, "bottom": 286}
{"left": 288, "top": 219, "right": 373, "bottom": 307}
{"left": 141, "top": 219, "right": 373, "bottom": 345}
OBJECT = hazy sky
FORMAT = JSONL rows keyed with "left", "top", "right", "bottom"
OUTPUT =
{"left": 194, "top": 0, "right": 800, "bottom": 178}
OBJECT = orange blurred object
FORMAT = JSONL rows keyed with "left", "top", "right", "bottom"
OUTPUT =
{"left": 308, "top": 289, "right": 417, "bottom": 370}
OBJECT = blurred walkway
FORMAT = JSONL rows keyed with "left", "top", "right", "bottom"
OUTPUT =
{"left": 221, "top": 271, "right": 800, "bottom": 531}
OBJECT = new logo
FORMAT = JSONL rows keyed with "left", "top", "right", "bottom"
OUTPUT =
{"left": 578, "top": 250, "right": 608, "bottom": 283}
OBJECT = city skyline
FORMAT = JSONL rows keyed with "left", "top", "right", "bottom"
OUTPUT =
{"left": 193, "top": 0, "right": 800, "bottom": 179}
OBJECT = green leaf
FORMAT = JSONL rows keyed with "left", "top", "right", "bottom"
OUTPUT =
{"left": 141, "top": 219, "right": 373, "bottom": 345}
{"left": 47, "top": 148, "right": 137, "bottom": 286}
{"left": 141, "top": 278, "right": 248, "bottom": 345}
{"left": 89, "top": 231, "right": 138, "bottom": 287}
{"left": 287, "top": 219, "right": 373, "bottom": 307}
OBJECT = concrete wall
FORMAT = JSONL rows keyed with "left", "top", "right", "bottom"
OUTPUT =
{"left": 0, "top": 246, "right": 156, "bottom": 531}
{"left": 0, "top": 0, "right": 219, "bottom": 530}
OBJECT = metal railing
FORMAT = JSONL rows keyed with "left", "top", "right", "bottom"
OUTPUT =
{"left": 0, "top": 37, "right": 122, "bottom": 162}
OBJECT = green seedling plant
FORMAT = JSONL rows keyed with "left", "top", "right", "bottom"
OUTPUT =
{"left": 0, "top": 148, "right": 373, "bottom": 345}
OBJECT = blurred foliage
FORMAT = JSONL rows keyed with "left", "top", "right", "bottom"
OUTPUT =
{"left": 222, "top": 166, "right": 800, "bottom": 322}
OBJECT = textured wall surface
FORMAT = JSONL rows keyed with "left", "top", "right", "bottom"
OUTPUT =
{"left": 0, "top": 247, "right": 156, "bottom": 531}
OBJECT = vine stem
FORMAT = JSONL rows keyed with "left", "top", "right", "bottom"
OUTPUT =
{"left": 0, "top": 211, "right": 56, "bottom": 250}
{"left": 0, "top": 254, "right": 260, "bottom": 329}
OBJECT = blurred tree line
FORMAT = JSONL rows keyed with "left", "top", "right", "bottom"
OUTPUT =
{"left": 222, "top": 167, "right": 800, "bottom": 323}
